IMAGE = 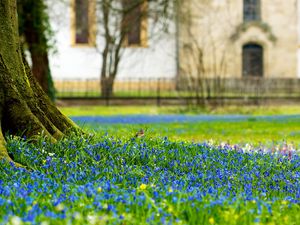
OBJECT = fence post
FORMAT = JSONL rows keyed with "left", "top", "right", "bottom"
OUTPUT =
{"left": 138, "top": 78, "right": 141, "bottom": 97}
{"left": 157, "top": 78, "right": 161, "bottom": 107}
{"left": 85, "top": 79, "right": 88, "bottom": 97}
{"left": 62, "top": 80, "right": 65, "bottom": 98}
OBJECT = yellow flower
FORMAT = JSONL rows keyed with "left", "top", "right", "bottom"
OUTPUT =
{"left": 168, "top": 206, "right": 174, "bottom": 213}
{"left": 281, "top": 200, "right": 288, "bottom": 205}
{"left": 97, "top": 187, "right": 102, "bottom": 193}
{"left": 168, "top": 188, "right": 173, "bottom": 193}
{"left": 209, "top": 217, "right": 215, "bottom": 224}
{"left": 139, "top": 183, "right": 147, "bottom": 190}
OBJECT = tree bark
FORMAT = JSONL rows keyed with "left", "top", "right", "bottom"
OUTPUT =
{"left": 101, "top": 76, "right": 115, "bottom": 98}
{"left": 28, "top": 46, "right": 50, "bottom": 95}
{"left": 18, "top": 0, "right": 55, "bottom": 100}
{"left": 0, "top": 0, "right": 79, "bottom": 166}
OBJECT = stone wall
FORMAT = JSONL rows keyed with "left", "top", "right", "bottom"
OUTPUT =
{"left": 178, "top": 0, "right": 298, "bottom": 79}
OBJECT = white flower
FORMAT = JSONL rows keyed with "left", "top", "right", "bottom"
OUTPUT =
{"left": 41, "top": 221, "right": 50, "bottom": 225}
{"left": 87, "top": 214, "right": 97, "bottom": 225}
{"left": 10, "top": 216, "right": 22, "bottom": 225}
{"left": 243, "top": 143, "right": 252, "bottom": 152}
{"left": 73, "top": 212, "right": 82, "bottom": 220}
{"left": 55, "top": 203, "right": 65, "bottom": 212}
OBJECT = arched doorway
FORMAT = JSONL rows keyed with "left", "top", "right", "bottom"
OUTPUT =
{"left": 242, "top": 44, "right": 263, "bottom": 77}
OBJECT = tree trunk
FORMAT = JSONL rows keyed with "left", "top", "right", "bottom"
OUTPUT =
{"left": 0, "top": 0, "right": 79, "bottom": 166}
{"left": 101, "top": 76, "right": 115, "bottom": 98}
{"left": 28, "top": 47, "right": 50, "bottom": 95}
{"left": 18, "top": 0, "right": 55, "bottom": 100}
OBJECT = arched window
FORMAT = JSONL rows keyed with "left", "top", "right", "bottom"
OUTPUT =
{"left": 242, "top": 44, "right": 263, "bottom": 77}
{"left": 244, "top": 0, "right": 261, "bottom": 22}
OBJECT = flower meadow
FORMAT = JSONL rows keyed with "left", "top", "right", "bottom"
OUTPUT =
{"left": 1, "top": 130, "right": 300, "bottom": 225}
{"left": 71, "top": 114, "right": 300, "bottom": 124}
{"left": 71, "top": 115, "right": 300, "bottom": 146}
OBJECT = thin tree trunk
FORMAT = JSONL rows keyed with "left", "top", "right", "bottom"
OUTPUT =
{"left": 30, "top": 50, "right": 49, "bottom": 94}
{"left": 101, "top": 76, "right": 115, "bottom": 98}
{"left": 18, "top": 0, "right": 55, "bottom": 99}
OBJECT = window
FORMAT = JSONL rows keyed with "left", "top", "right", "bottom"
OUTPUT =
{"left": 243, "top": 0, "right": 260, "bottom": 22}
{"left": 242, "top": 44, "right": 263, "bottom": 77}
{"left": 122, "top": 0, "right": 147, "bottom": 47}
{"left": 71, "top": 0, "right": 95, "bottom": 46}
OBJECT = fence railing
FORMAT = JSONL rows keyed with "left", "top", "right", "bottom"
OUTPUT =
{"left": 54, "top": 77, "right": 300, "bottom": 105}
{"left": 54, "top": 77, "right": 300, "bottom": 99}
{"left": 55, "top": 78, "right": 177, "bottom": 98}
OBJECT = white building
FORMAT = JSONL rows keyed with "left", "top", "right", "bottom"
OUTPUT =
{"left": 47, "top": 0, "right": 177, "bottom": 81}
{"left": 47, "top": 0, "right": 300, "bottom": 82}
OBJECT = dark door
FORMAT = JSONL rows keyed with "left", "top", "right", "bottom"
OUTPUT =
{"left": 242, "top": 44, "right": 263, "bottom": 77}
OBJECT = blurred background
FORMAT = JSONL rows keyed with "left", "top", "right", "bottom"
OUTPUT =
{"left": 14, "top": 0, "right": 296, "bottom": 147}
{"left": 19, "top": 0, "right": 300, "bottom": 107}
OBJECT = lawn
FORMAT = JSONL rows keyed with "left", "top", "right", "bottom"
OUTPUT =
{"left": 70, "top": 116, "right": 300, "bottom": 146}
{"left": 62, "top": 105, "right": 300, "bottom": 146}
{"left": 59, "top": 105, "right": 300, "bottom": 116}
{"left": 0, "top": 105, "right": 300, "bottom": 224}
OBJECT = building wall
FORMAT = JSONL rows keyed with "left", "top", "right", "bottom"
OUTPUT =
{"left": 298, "top": 0, "right": 300, "bottom": 77}
{"left": 47, "top": 0, "right": 177, "bottom": 80}
{"left": 178, "top": 0, "right": 298, "bottom": 79}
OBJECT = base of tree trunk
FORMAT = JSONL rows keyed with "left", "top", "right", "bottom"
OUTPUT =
{"left": 0, "top": 0, "right": 82, "bottom": 168}
{"left": 101, "top": 77, "right": 115, "bottom": 98}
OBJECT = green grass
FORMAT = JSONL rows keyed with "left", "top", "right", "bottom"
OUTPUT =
{"left": 60, "top": 105, "right": 300, "bottom": 146}
{"left": 78, "top": 119, "right": 300, "bottom": 146}
{"left": 59, "top": 105, "right": 300, "bottom": 117}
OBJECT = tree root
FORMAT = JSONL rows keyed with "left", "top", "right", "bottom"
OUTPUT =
{"left": 0, "top": 71, "right": 81, "bottom": 168}
{"left": 22, "top": 50, "right": 80, "bottom": 134}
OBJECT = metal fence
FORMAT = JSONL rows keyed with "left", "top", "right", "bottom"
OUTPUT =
{"left": 55, "top": 78, "right": 176, "bottom": 98}
{"left": 54, "top": 77, "right": 300, "bottom": 105}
